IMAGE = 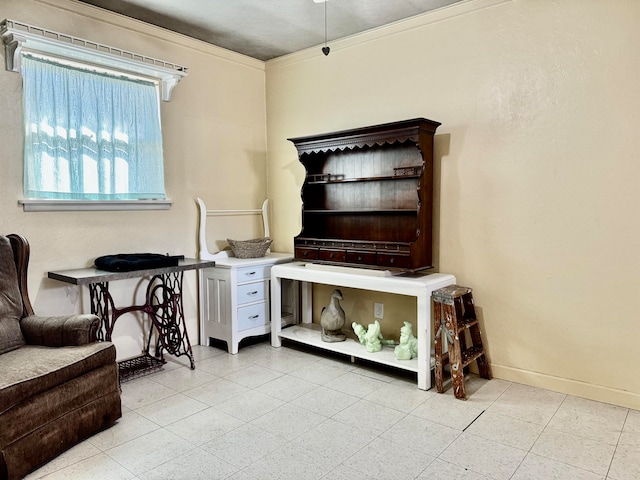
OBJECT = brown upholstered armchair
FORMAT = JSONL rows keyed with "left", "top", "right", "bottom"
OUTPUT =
{"left": 0, "top": 234, "right": 121, "bottom": 480}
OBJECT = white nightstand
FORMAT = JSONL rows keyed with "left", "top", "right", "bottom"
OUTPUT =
{"left": 199, "top": 252, "right": 294, "bottom": 353}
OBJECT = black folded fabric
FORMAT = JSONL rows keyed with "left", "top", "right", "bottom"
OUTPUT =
{"left": 95, "top": 253, "right": 182, "bottom": 272}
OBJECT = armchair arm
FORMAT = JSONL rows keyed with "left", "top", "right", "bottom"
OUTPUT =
{"left": 20, "top": 314, "right": 100, "bottom": 346}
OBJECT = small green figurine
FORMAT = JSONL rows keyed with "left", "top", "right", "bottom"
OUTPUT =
{"left": 352, "top": 320, "right": 395, "bottom": 353}
{"left": 352, "top": 322, "right": 367, "bottom": 345}
{"left": 394, "top": 321, "right": 418, "bottom": 360}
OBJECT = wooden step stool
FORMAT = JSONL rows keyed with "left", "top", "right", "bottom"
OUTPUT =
{"left": 432, "top": 285, "right": 491, "bottom": 400}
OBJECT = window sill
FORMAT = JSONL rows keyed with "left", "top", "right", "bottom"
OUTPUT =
{"left": 19, "top": 199, "right": 172, "bottom": 212}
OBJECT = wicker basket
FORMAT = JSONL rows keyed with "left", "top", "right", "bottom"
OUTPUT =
{"left": 227, "top": 237, "right": 272, "bottom": 258}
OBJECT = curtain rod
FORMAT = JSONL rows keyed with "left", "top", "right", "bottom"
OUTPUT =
{"left": 1, "top": 18, "right": 187, "bottom": 101}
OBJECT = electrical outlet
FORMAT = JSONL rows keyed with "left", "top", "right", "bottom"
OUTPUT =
{"left": 374, "top": 302, "right": 384, "bottom": 319}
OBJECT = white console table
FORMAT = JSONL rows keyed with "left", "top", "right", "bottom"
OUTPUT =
{"left": 270, "top": 262, "right": 456, "bottom": 390}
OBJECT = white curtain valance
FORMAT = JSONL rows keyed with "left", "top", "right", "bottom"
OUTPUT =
{"left": 0, "top": 19, "right": 187, "bottom": 101}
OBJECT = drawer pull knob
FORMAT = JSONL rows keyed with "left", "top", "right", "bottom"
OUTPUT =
{"left": 248, "top": 291, "right": 258, "bottom": 296}
{"left": 249, "top": 315, "right": 260, "bottom": 320}
{"left": 245, "top": 271, "right": 256, "bottom": 277}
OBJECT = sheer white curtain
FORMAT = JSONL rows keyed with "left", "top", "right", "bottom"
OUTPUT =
{"left": 21, "top": 54, "right": 165, "bottom": 200}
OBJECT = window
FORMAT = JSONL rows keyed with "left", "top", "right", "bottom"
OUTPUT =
{"left": 22, "top": 54, "right": 165, "bottom": 201}
{"left": 1, "top": 19, "right": 187, "bottom": 210}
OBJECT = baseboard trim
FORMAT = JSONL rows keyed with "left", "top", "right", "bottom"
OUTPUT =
{"left": 491, "top": 363, "right": 640, "bottom": 410}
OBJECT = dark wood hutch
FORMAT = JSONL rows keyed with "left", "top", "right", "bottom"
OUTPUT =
{"left": 289, "top": 118, "right": 441, "bottom": 272}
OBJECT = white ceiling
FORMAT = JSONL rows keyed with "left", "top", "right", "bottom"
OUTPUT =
{"left": 76, "top": 0, "right": 464, "bottom": 61}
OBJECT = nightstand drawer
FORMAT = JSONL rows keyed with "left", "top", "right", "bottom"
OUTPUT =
{"left": 237, "top": 302, "right": 268, "bottom": 331}
{"left": 237, "top": 265, "right": 270, "bottom": 282}
{"left": 237, "top": 280, "right": 267, "bottom": 305}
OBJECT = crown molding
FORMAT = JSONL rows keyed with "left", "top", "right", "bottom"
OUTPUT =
{"left": 34, "top": 0, "right": 265, "bottom": 71}
{"left": 266, "top": 0, "right": 512, "bottom": 70}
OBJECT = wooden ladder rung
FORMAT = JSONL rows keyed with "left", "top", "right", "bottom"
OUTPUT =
{"left": 456, "top": 318, "right": 478, "bottom": 332}
{"left": 461, "top": 346, "right": 485, "bottom": 368}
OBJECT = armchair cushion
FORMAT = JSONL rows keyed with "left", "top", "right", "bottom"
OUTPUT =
{"left": 0, "top": 342, "right": 116, "bottom": 416}
{"left": 20, "top": 314, "right": 99, "bottom": 347}
{"left": 0, "top": 237, "right": 25, "bottom": 354}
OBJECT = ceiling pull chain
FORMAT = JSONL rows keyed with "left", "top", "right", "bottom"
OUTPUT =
{"left": 322, "top": 1, "right": 330, "bottom": 56}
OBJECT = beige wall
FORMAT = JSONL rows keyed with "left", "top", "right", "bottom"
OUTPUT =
{"left": 3, "top": 0, "right": 639, "bottom": 409}
{"left": 266, "top": 0, "right": 640, "bottom": 408}
{"left": 1, "top": 0, "right": 268, "bottom": 359}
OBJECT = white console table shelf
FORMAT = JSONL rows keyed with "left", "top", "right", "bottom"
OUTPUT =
{"left": 270, "top": 262, "right": 456, "bottom": 390}
{"left": 279, "top": 323, "right": 423, "bottom": 373}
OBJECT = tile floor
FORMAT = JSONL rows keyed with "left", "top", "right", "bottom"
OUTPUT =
{"left": 26, "top": 340, "right": 640, "bottom": 480}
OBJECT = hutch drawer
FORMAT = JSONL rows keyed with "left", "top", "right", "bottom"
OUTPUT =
{"left": 376, "top": 252, "right": 411, "bottom": 269}
{"left": 318, "top": 248, "right": 346, "bottom": 263}
{"left": 295, "top": 246, "right": 319, "bottom": 260}
{"left": 345, "top": 251, "right": 376, "bottom": 265}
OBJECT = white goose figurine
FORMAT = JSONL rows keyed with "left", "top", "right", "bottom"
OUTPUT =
{"left": 320, "top": 289, "right": 346, "bottom": 342}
